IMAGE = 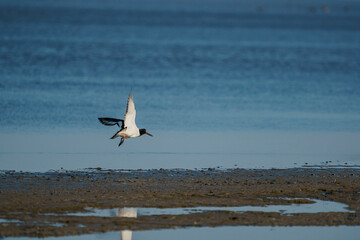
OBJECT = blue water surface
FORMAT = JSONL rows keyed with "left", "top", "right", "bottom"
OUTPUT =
{"left": 0, "top": 0, "right": 360, "bottom": 171}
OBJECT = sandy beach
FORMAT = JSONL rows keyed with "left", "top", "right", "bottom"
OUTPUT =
{"left": 1, "top": 168, "right": 360, "bottom": 237}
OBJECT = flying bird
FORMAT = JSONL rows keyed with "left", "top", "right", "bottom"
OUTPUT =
{"left": 98, "top": 92, "right": 153, "bottom": 147}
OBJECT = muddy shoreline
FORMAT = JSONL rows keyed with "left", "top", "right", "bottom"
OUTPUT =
{"left": 1, "top": 168, "right": 360, "bottom": 237}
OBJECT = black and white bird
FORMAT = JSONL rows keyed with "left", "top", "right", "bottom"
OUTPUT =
{"left": 98, "top": 92, "right": 153, "bottom": 147}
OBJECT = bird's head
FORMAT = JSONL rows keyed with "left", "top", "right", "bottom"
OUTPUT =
{"left": 139, "top": 129, "right": 153, "bottom": 137}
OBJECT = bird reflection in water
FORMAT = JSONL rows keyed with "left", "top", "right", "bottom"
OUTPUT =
{"left": 117, "top": 207, "right": 137, "bottom": 240}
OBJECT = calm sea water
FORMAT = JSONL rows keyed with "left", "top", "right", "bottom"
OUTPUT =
{"left": 0, "top": 0, "right": 360, "bottom": 171}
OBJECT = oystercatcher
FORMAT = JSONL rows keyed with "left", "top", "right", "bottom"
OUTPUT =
{"left": 98, "top": 92, "right": 153, "bottom": 147}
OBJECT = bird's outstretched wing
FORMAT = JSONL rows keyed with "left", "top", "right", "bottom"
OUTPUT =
{"left": 98, "top": 118, "right": 124, "bottom": 128}
{"left": 124, "top": 92, "right": 137, "bottom": 129}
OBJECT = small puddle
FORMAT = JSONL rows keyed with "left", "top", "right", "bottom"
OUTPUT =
{"left": 66, "top": 198, "right": 352, "bottom": 218}
{"left": 2, "top": 198, "right": 354, "bottom": 240}
{"left": 0, "top": 218, "right": 22, "bottom": 224}
{"left": 0, "top": 218, "right": 64, "bottom": 227}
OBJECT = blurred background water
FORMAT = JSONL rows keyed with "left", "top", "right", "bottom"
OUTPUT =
{"left": 0, "top": 0, "right": 360, "bottom": 171}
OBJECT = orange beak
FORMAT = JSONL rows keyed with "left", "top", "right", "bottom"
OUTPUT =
{"left": 146, "top": 132, "right": 153, "bottom": 137}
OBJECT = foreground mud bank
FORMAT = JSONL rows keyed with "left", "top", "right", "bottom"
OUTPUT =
{"left": 1, "top": 168, "right": 360, "bottom": 237}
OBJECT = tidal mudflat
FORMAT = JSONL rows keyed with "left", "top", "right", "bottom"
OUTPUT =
{"left": 1, "top": 168, "right": 360, "bottom": 237}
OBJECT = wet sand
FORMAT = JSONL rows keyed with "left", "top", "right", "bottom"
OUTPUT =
{"left": 1, "top": 168, "right": 360, "bottom": 237}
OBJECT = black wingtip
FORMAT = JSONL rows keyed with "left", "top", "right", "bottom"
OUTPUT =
{"left": 98, "top": 118, "right": 110, "bottom": 126}
{"left": 98, "top": 117, "right": 124, "bottom": 127}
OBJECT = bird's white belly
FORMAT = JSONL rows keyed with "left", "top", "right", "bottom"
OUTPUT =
{"left": 118, "top": 128, "right": 140, "bottom": 138}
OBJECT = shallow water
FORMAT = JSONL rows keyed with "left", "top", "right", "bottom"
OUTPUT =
{"left": 1, "top": 131, "right": 359, "bottom": 171}
{"left": 6, "top": 226, "right": 360, "bottom": 240}
{"left": 62, "top": 199, "right": 352, "bottom": 218}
